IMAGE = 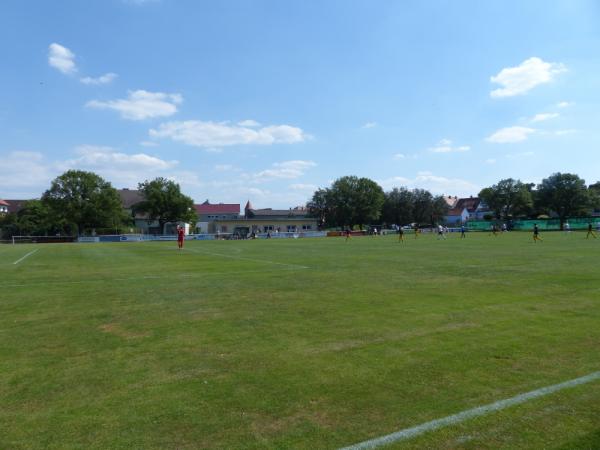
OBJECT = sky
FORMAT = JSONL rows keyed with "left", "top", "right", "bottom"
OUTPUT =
{"left": 1, "top": 0, "right": 599, "bottom": 208}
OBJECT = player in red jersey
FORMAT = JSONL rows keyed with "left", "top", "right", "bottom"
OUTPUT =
{"left": 177, "top": 225, "right": 185, "bottom": 249}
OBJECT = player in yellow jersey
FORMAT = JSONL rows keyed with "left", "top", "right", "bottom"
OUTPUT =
{"left": 586, "top": 223, "right": 597, "bottom": 239}
{"left": 533, "top": 223, "right": 543, "bottom": 242}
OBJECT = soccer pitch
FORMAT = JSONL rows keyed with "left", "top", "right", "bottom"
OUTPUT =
{"left": 1, "top": 233, "right": 599, "bottom": 449}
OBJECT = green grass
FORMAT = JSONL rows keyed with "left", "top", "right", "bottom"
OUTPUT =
{"left": 1, "top": 231, "right": 599, "bottom": 449}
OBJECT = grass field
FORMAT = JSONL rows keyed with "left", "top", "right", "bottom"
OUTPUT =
{"left": 1, "top": 232, "right": 600, "bottom": 449}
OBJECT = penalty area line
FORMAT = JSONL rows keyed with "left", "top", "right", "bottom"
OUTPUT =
{"left": 12, "top": 248, "right": 39, "bottom": 265}
{"left": 340, "top": 370, "right": 600, "bottom": 450}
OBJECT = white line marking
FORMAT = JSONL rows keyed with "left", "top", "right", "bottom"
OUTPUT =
{"left": 12, "top": 249, "right": 39, "bottom": 265}
{"left": 186, "top": 247, "right": 309, "bottom": 269}
{"left": 340, "top": 370, "right": 600, "bottom": 450}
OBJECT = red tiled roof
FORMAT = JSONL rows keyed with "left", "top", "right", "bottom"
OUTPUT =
{"left": 455, "top": 197, "right": 480, "bottom": 212}
{"left": 0, "top": 199, "right": 9, "bottom": 206}
{"left": 195, "top": 201, "right": 240, "bottom": 214}
{"left": 447, "top": 207, "right": 466, "bottom": 216}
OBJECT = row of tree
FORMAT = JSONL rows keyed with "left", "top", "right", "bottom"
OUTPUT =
{"left": 479, "top": 173, "right": 600, "bottom": 228}
{"left": 0, "top": 170, "right": 196, "bottom": 238}
{"left": 307, "top": 176, "right": 449, "bottom": 229}
{"left": 308, "top": 173, "right": 600, "bottom": 230}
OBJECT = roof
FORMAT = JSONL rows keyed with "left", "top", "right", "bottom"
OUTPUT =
{"left": 244, "top": 200, "right": 253, "bottom": 211}
{"left": 250, "top": 208, "right": 308, "bottom": 217}
{"left": 0, "top": 199, "right": 9, "bottom": 206}
{"left": 444, "top": 196, "right": 458, "bottom": 207}
{"left": 446, "top": 207, "right": 467, "bottom": 216}
{"left": 195, "top": 201, "right": 240, "bottom": 214}
{"left": 117, "top": 189, "right": 144, "bottom": 209}
{"left": 4, "top": 199, "right": 29, "bottom": 214}
{"left": 455, "top": 197, "right": 481, "bottom": 212}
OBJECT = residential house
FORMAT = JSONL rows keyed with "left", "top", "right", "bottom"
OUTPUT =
{"left": 0, "top": 199, "right": 9, "bottom": 215}
{"left": 444, "top": 207, "right": 469, "bottom": 225}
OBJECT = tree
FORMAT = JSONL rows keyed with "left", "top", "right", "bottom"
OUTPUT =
{"left": 479, "top": 178, "right": 532, "bottom": 219}
{"left": 536, "top": 173, "right": 591, "bottom": 229}
{"left": 317, "top": 176, "right": 384, "bottom": 228}
{"left": 382, "top": 187, "right": 414, "bottom": 226}
{"left": 589, "top": 182, "right": 600, "bottom": 211}
{"left": 412, "top": 189, "right": 434, "bottom": 225}
{"left": 307, "top": 188, "right": 329, "bottom": 228}
{"left": 431, "top": 195, "right": 450, "bottom": 224}
{"left": 42, "top": 170, "right": 125, "bottom": 235}
{"left": 135, "top": 178, "right": 196, "bottom": 232}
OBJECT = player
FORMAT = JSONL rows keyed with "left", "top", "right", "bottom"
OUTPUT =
{"left": 586, "top": 223, "right": 597, "bottom": 239}
{"left": 345, "top": 228, "right": 352, "bottom": 242}
{"left": 533, "top": 223, "right": 543, "bottom": 243}
{"left": 398, "top": 226, "right": 404, "bottom": 242}
{"left": 460, "top": 224, "right": 466, "bottom": 238}
{"left": 491, "top": 224, "right": 498, "bottom": 237}
{"left": 565, "top": 222, "right": 571, "bottom": 234}
{"left": 437, "top": 224, "right": 446, "bottom": 240}
{"left": 414, "top": 224, "right": 419, "bottom": 239}
{"left": 177, "top": 225, "right": 185, "bottom": 249}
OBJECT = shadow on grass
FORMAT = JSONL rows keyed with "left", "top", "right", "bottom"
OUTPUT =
{"left": 554, "top": 429, "right": 600, "bottom": 450}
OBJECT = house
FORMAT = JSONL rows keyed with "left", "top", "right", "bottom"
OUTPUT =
{"left": 452, "top": 197, "right": 490, "bottom": 220}
{"left": 4, "top": 200, "right": 29, "bottom": 215}
{"left": 205, "top": 200, "right": 318, "bottom": 235}
{"left": 0, "top": 199, "right": 9, "bottom": 215}
{"left": 195, "top": 200, "right": 240, "bottom": 233}
{"left": 444, "top": 207, "right": 469, "bottom": 225}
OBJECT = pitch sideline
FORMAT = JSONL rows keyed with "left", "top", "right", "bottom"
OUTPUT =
{"left": 340, "top": 370, "right": 600, "bottom": 449}
{"left": 12, "top": 248, "right": 40, "bottom": 265}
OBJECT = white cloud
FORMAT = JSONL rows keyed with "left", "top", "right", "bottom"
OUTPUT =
{"left": 490, "top": 57, "right": 566, "bottom": 98}
{"left": 48, "top": 43, "right": 77, "bottom": 74}
{"left": 150, "top": 120, "right": 307, "bottom": 148}
{"left": 429, "top": 139, "right": 470, "bottom": 153}
{"left": 289, "top": 183, "right": 318, "bottom": 191}
{"left": 531, "top": 112, "right": 559, "bottom": 123}
{"left": 69, "top": 145, "right": 176, "bottom": 170}
{"left": 0, "top": 151, "right": 54, "bottom": 195}
{"left": 140, "top": 140, "right": 159, "bottom": 147}
{"left": 80, "top": 73, "right": 118, "bottom": 85}
{"left": 557, "top": 101, "right": 574, "bottom": 108}
{"left": 379, "top": 172, "right": 479, "bottom": 197}
{"left": 485, "top": 159, "right": 497, "bottom": 164}
{"left": 486, "top": 126, "right": 536, "bottom": 143}
{"left": 393, "top": 153, "right": 406, "bottom": 159}
{"left": 553, "top": 129, "right": 578, "bottom": 136}
{"left": 60, "top": 145, "right": 178, "bottom": 187}
{"left": 86, "top": 90, "right": 182, "bottom": 120}
{"left": 253, "top": 160, "right": 316, "bottom": 181}
{"left": 361, "top": 122, "right": 377, "bottom": 129}
{"left": 238, "top": 119, "right": 261, "bottom": 127}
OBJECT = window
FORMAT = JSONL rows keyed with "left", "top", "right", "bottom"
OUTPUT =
{"left": 302, "top": 224, "right": 312, "bottom": 230}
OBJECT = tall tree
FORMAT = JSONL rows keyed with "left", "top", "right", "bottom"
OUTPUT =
{"left": 136, "top": 178, "right": 196, "bottom": 232}
{"left": 412, "top": 189, "right": 434, "bottom": 225}
{"left": 320, "top": 176, "right": 384, "bottom": 228}
{"left": 479, "top": 178, "right": 533, "bottom": 219}
{"left": 307, "top": 188, "right": 330, "bottom": 228}
{"left": 536, "top": 173, "right": 590, "bottom": 229}
{"left": 42, "top": 170, "right": 125, "bottom": 235}
{"left": 382, "top": 187, "right": 414, "bottom": 226}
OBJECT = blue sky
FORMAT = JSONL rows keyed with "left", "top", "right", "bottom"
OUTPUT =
{"left": 1, "top": 0, "right": 599, "bottom": 207}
